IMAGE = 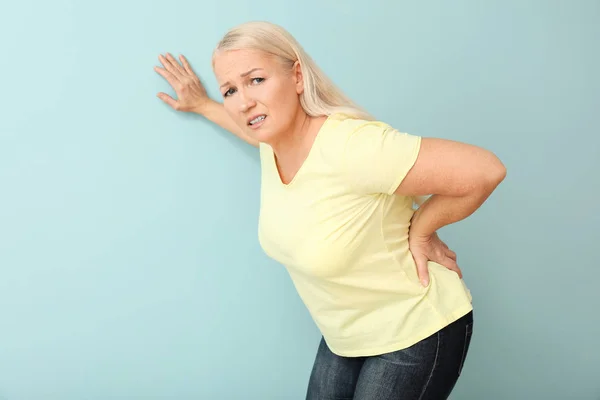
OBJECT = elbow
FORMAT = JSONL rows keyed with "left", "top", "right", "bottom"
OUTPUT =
{"left": 482, "top": 158, "right": 507, "bottom": 191}
{"left": 492, "top": 158, "right": 507, "bottom": 185}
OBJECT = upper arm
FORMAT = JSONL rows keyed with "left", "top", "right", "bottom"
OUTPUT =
{"left": 393, "top": 137, "right": 507, "bottom": 197}
{"left": 340, "top": 120, "right": 506, "bottom": 197}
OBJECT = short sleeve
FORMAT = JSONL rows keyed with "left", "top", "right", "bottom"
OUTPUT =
{"left": 341, "top": 120, "right": 422, "bottom": 195}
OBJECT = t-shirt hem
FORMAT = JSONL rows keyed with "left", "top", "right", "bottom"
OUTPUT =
{"left": 325, "top": 303, "right": 474, "bottom": 358}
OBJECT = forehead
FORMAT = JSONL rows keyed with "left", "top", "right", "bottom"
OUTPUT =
{"left": 213, "top": 49, "right": 277, "bottom": 83}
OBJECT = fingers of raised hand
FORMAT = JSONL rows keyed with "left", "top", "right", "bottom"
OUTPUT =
{"left": 154, "top": 64, "right": 180, "bottom": 89}
{"left": 158, "top": 53, "right": 200, "bottom": 91}
{"left": 179, "top": 54, "right": 195, "bottom": 75}
{"left": 158, "top": 54, "right": 185, "bottom": 86}
{"left": 158, "top": 54, "right": 176, "bottom": 75}
{"left": 165, "top": 53, "right": 187, "bottom": 76}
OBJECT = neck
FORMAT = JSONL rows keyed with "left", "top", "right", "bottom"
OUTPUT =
{"left": 270, "top": 111, "right": 326, "bottom": 162}
{"left": 266, "top": 110, "right": 328, "bottom": 185}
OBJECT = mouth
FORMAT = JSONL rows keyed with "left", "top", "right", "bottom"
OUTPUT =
{"left": 247, "top": 114, "right": 267, "bottom": 128}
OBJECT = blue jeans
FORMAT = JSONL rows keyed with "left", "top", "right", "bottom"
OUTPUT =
{"left": 305, "top": 311, "right": 474, "bottom": 400}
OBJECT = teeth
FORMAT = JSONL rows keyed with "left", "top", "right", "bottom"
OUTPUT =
{"left": 250, "top": 115, "right": 266, "bottom": 125}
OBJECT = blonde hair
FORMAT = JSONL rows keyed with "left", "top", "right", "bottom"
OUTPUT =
{"left": 212, "top": 21, "right": 373, "bottom": 121}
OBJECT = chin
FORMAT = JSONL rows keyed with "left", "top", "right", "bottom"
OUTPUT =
{"left": 253, "top": 131, "right": 277, "bottom": 144}
{"left": 248, "top": 127, "right": 282, "bottom": 145}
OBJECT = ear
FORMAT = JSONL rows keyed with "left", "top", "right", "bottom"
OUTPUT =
{"left": 293, "top": 60, "right": 304, "bottom": 95}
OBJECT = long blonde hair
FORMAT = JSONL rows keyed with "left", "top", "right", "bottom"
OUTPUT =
{"left": 212, "top": 21, "right": 373, "bottom": 121}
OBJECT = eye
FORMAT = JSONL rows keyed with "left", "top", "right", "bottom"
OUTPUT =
{"left": 223, "top": 87, "right": 236, "bottom": 97}
{"left": 251, "top": 77, "right": 265, "bottom": 84}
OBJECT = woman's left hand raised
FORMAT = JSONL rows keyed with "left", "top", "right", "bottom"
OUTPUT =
{"left": 409, "top": 231, "right": 462, "bottom": 287}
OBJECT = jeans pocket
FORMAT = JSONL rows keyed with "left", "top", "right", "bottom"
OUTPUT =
{"left": 458, "top": 321, "right": 473, "bottom": 376}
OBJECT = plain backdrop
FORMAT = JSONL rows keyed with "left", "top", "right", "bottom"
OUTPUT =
{"left": 1, "top": 0, "right": 599, "bottom": 399}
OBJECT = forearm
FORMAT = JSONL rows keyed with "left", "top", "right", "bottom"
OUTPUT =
{"left": 410, "top": 186, "right": 498, "bottom": 237}
{"left": 196, "top": 100, "right": 259, "bottom": 147}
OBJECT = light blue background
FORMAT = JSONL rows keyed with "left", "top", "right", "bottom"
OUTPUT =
{"left": 1, "top": 0, "right": 599, "bottom": 399}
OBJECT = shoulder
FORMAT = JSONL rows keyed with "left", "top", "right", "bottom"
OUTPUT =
{"left": 319, "top": 113, "right": 388, "bottom": 155}
{"left": 322, "top": 113, "right": 395, "bottom": 140}
{"left": 319, "top": 113, "right": 419, "bottom": 161}
{"left": 319, "top": 113, "right": 423, "bottom": 195}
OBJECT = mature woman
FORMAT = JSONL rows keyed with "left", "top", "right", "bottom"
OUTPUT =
{"left": 154, "top": 21, "right": 506, "bottom": 400}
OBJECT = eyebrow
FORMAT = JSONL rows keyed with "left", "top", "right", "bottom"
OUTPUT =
{"left": 219, "top": 68, "right": 264, "bottom": 89}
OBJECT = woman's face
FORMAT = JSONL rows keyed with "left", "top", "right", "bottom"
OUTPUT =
{"left": 213, "top": 48, "right": 304, "bottom": 144}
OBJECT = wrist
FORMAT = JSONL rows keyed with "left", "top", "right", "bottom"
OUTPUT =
{"left": 409, "top": 204, "right": 434, "bottom": 238}
{"left": 192, "top": 98, "right": 215, "bottom": 116}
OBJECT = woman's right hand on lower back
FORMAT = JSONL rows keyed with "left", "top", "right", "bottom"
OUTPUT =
{"left": 408, "top": 231, "right": 462, "bottom": 287}
{"left": 154, "top": 53, "right": 211, "bottom": 114}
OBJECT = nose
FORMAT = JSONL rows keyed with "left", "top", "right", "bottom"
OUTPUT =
{"left": 238, "top": 90, "right": 256, "bottom": 113}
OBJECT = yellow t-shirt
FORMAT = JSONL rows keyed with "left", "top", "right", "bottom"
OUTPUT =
{"left": 258, "top": 113, "right": 473, "bottom": 357}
